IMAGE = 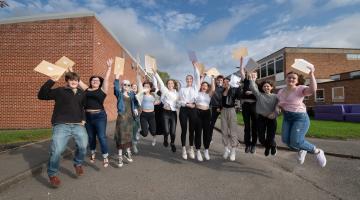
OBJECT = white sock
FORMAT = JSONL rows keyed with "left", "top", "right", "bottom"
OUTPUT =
{"left": 126, "top": 148, "right": 131, "bottom": 153}
{"left": 118, "top": 149, "right": 122, "bottom": 156}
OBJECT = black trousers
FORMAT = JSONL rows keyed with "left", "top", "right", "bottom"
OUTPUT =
{"left": 154, "top": 104, "right": 165, "bottom": 135}
{"left": 209, "top": 107, "right": 221, "bottom": 142}
{"left": 257, "top": 115, "right": 277, "bottom": 148}
{"left": 242, "top": 102, "right": 258, "bottom": 146}
{"left": 162, "top": 109, "right": 177, "bottom": 144}
{"left": 194, "top": 109, "right": 211, "bottom": 150}
{"left": 140, "top": 111, "right": 156, "bottom": 137}
{"left": 179, "top": 107, "right": 196, "bottom": 147}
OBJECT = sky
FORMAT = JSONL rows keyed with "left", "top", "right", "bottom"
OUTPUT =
{"left": 1, "top": 0, "right": 360, "bottom": 79}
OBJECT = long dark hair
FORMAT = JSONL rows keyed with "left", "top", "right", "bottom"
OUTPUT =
{"left": 143, "top": 81, "right": 156, "bottom": 93}
{"left": 166, "top": 79, "right": 179, "bottom": 91}
{"left": 89, "top": 76, "right": 104, "bottom": 88}
{"left": 286, "top": 71, "right": 305, "bottom": 86}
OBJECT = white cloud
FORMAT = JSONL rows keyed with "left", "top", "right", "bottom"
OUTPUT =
{"left": 324, "top": 0, "right": 360, "bottom": 9}
{"left": 188, "top": 0, "right": 208, "bottom": 4}
{"left": 187, "top": 3, "right": 267, "bottom": 49}
{"left": 197, "top": 13, "right": 360, "bottom": 76}
{"left": 147, "top": 10, "right": 203, "bottom": 32}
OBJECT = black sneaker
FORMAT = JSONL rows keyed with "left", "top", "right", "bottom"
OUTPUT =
{"left": 170, "top": 143, "right": 176, "bottom": 152}
{"left": 245, "top": 146, "right": 250, "bottom": 153}
{"left": 163, "top": 139, "right": 169, "bottom": 147}
{"left": 271, "top": 146, "right": 277, "bottom": 156}
{"left": 250, "top": 145, "right": 256, "bottom": 154}
{"left": 124, "top": 151, "right": 133, "bottom": 163}
{"left": 264, "top": 147, "right": 270, "bottom": 157}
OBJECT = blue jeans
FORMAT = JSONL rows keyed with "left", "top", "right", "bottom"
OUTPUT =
{"left": 85, "top": 110, "right": 109, "bottom": 157}
{"left": 48, "top": 124, "right": 88, "bottom": 177}
{"left": 281, "top": 111, "right": 315, "bottom": 153}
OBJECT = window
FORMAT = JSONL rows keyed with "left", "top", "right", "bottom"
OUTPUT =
{"left": 346, "top": 54, "right": 360, "bottom": 60}
{"left": 267, "top": 60, "right": 275, "bottom": 76}
{"left": 330, "top": 74, "right": 340, "bottom": 81}
{"left": 315, "top": 89, "right": 325, "bottom": 102}
{"left": 332, "top": 87, "right": 345, "bottom": 102}
{"left": 275, "top": 56, "right": 284, "bottom": 73}
{"left": 350, "top": 71, "right": 360, "bottom": 79}
{"left": 256, "top": 68, "right": 260, "bottom": 78}
{"left": 261, "top": 63, "right": 267, "bottom": 78}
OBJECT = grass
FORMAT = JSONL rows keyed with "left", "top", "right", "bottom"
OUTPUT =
{"left": 0, "top": 129, "right": 52, "bottom": 145}
{"left": 236, "top": 113, "right": 360, "bottom": 140}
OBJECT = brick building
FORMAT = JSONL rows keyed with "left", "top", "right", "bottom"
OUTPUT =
{"left": 255, "top": 47, "right": 360, "bottom": 107}
{"left": 0, "top": 12, "right": 146, "bottom": 129}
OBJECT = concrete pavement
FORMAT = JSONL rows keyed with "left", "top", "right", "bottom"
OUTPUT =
{"left": 0, "top": 121, "right": 359, "bottom": 200}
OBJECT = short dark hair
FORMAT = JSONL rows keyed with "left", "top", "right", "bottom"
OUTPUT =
{"left": 287, "top": 71, "right": 305, "bottom": 85}
{"left": 65, "top": 72, "right": 80, "bottom": 82}
{"left": 224, "top": 77, "right": 230, "bottom": 81}
{"left": 216, "top": 75, "right": 224, "bottom": 80}
{"left": 143, "top": 81, "right": 156, "bottom": 93}
{"left": 259, "top": 80, "right": 275, "bottom": 93}
{"left": 89, "top": 76, "right": 104, "bottom": 88}
{"left": 200, "top": 81, "right": 211, "bottom": 93}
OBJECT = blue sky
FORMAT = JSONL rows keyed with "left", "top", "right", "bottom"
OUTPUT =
{"left": 1, "top": 0, "right": 360, "bottom": 79}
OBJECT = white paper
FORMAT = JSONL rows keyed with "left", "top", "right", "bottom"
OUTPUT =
{"left": 291, "top": 59, "right": 314, "bottom": 74}
{"left": 229, "top": 74, "right": 241, "bottom": 88}
{"left": 145, "top": 55, "right": 156, "bottom": 74}
{"left": 244, "top": 57, "right": 259, "bottom": 72}
{"left": 187, "top": 50, "right": 197, "bottom": 63}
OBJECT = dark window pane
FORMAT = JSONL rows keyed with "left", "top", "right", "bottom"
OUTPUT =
{"left": 276, "top": 58, "right": 284, "bottom": 73}
{"left": 268, "top": 61, "right": 275, "bottom": 76}
{"left": 261, "top": 66, "right": 267, "bottom": 78}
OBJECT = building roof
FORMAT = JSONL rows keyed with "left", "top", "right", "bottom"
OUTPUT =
{"left": 257, "top": 47, "right": 360, "bottom": 63}
{"left": 0, "top": 12, "right": 147, "bottom": 74}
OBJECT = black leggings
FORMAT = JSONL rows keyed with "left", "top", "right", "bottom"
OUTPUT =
{"left": 257, "top": 115, "right": 277, "bottom": 148}
{"left": 140, "top": 111, "right": 156, "bottom": 137}
{"left": 194, "top": 109, "right": 211, "bottom": 150}
{"left": 179, "top": 107, "right": 196, "bottom": 147}
{"left": 162, "top": 109, "right": 177, "bottom": 144}
{"left": 242, "top": 102, "right": 258, "bottom": 146}
{"left": 209, "top": 107, "right": 221, "bottom": 142}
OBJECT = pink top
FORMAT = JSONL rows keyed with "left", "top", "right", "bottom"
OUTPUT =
{"left": 277, "top": 85, "right": 309, "bottom": 113}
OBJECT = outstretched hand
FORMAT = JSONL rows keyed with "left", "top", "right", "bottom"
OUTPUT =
{"left": 106, "top": 58, "right": 113, "bottom": 69}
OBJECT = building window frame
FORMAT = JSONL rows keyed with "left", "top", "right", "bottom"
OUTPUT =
{"left": 332, "top": 87, "right": 345, "bottom": 102}
{"left": 330, "top": 74, "right": 340, "bottom": 81}
{"left": 315, "top": 89, "right": 325, "bottom": 102}
{"left": 267, "top": 60, "right": 275, "bottom": 76}
{"left": 275, "top": 56, "right": 284, "bottom": 73}
{"left": 350, "top": 71, "right": 360, "bottom": 79}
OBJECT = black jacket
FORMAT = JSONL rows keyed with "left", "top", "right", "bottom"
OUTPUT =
{"left": 38, "top": 80, "right": 86, "bottom": 125}
{"left": 210, "top": 85, "right": 224, "bottom": 108}
{"left": 222, "top": 86, "right": 242, "bottom": 108}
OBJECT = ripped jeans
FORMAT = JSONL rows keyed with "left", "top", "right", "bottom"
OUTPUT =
{"left": 281, "top": 111, "right": 316, "bottom": 153}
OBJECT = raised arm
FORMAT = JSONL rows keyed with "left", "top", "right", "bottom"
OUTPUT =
{"left": 152, "top": 74, "right": 159, "bottom": 92}
{"left": 154, "top": 72, "right": 169, "bottom": 95}
{"left": 101, "top": 58, "right": 113, "bottom": 94}
{"left": 114, "top": 73, "right": 122, "bottom": 97}
{"left": 209, "top": 76, "right": 216, "bottom": 96}
{"left": 38, "top": 79, "right": 57, "bottom": 100}
{"left": 239, "top": 57, "right": 246, "bottom": 80}
{"left": 303, "top": 68, "right": 317, "bottom": 96}
{"left": 136, "top": 71, "right": 144, "bottom": 94}
{"left": 248, "top": 72, "right": 261, "bottom": 97}
{"left": 192, "top": 61, "right": 201, "bottom": 91}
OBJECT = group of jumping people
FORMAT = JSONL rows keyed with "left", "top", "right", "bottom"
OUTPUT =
{"left": 38, "top": 57, "right": 327, "bottom": 188}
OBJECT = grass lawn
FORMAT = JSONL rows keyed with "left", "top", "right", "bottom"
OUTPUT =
{"left": 0, "top": 129, "right": 52, "bottom": 145}
{"left": 236, "top": 113, "right": 360, "bottom": 140}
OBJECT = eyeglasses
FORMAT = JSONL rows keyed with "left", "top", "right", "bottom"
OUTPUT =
{"left": 124, "top": 84, "right": 131, "bottom": 87}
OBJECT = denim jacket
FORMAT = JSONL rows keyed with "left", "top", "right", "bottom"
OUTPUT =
{"left": 114, "top": 79, "right": 139, "bottom": 118}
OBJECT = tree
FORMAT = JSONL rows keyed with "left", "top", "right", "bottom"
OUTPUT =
{"left": 158, "top": 70, "right": 170, "bottom": 82}
{"left": 0, "top": 0, "right": 9, "bottom": 8}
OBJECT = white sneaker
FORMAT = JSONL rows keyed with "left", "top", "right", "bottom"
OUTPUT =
{"left": 196, "top": 150, "right": 203, "bottom": 162}
{"left": 124, "top": 150, "right": 133, "bottom": 163}
{"left": 230, "top": 147, "right": 236, "bottom": 161}
{"left": 152, "top": 136, "right": 156, "bottom": 146}
{"left": 188, "top": 146, "right": 195, "bottom": 159}
{"left": 223, "top": 147, "right": 231, "bottom": 160}
{"left": 118, "top": 155, "right": 123, "bottom": 168}
{"left": 182, "top": 147, "right": 188, "bottom": 160}
{"left": 204, "top": 149, "right": 210, "bottom": 161}
{"left": 297, "top": 150, "right": 307, "bottom": 164}
{"left": 316, "top": 149, "right": 327, "bottom": 168}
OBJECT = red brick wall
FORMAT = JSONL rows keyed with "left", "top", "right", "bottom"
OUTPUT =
{"left": 0, "top": 16, "right": 139, "bottom": 129}
{"left": 285, "top": 52, "right": 360, "bottom": 79}
{"left": 305, "top": 78, "right": 360, "bottom": 107}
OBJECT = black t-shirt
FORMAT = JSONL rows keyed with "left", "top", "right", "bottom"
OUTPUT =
{"left": 85, "top": 88, "right": 106, "bottom": 110}
{"left": 241, "top": 78, "right": 257, "bottom": 100}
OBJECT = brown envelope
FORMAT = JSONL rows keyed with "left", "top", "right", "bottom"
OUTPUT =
{"left": 206, "top": 67, "right": 220, "bottom": 77}
{"left": 34, "top": 60, "right": 67, "bottom": 81}
{"left": 145, "top": 55, "right": 157, "bottom": 74}
{"left": 55, "top": 56, "right": 75, "bottom": 71}
{"left": 114, "top": 57, "right": 125, "bottom": 75}
{"left": 232, "top": 47, "right": 248, "bottom": 60}
{"left": 195, "top": 62, "right": 205, "bottom": 75}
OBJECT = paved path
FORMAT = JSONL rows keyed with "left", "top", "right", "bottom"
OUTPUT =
{"left": 1, "top": 122, "right": 360, "bottom": 200}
